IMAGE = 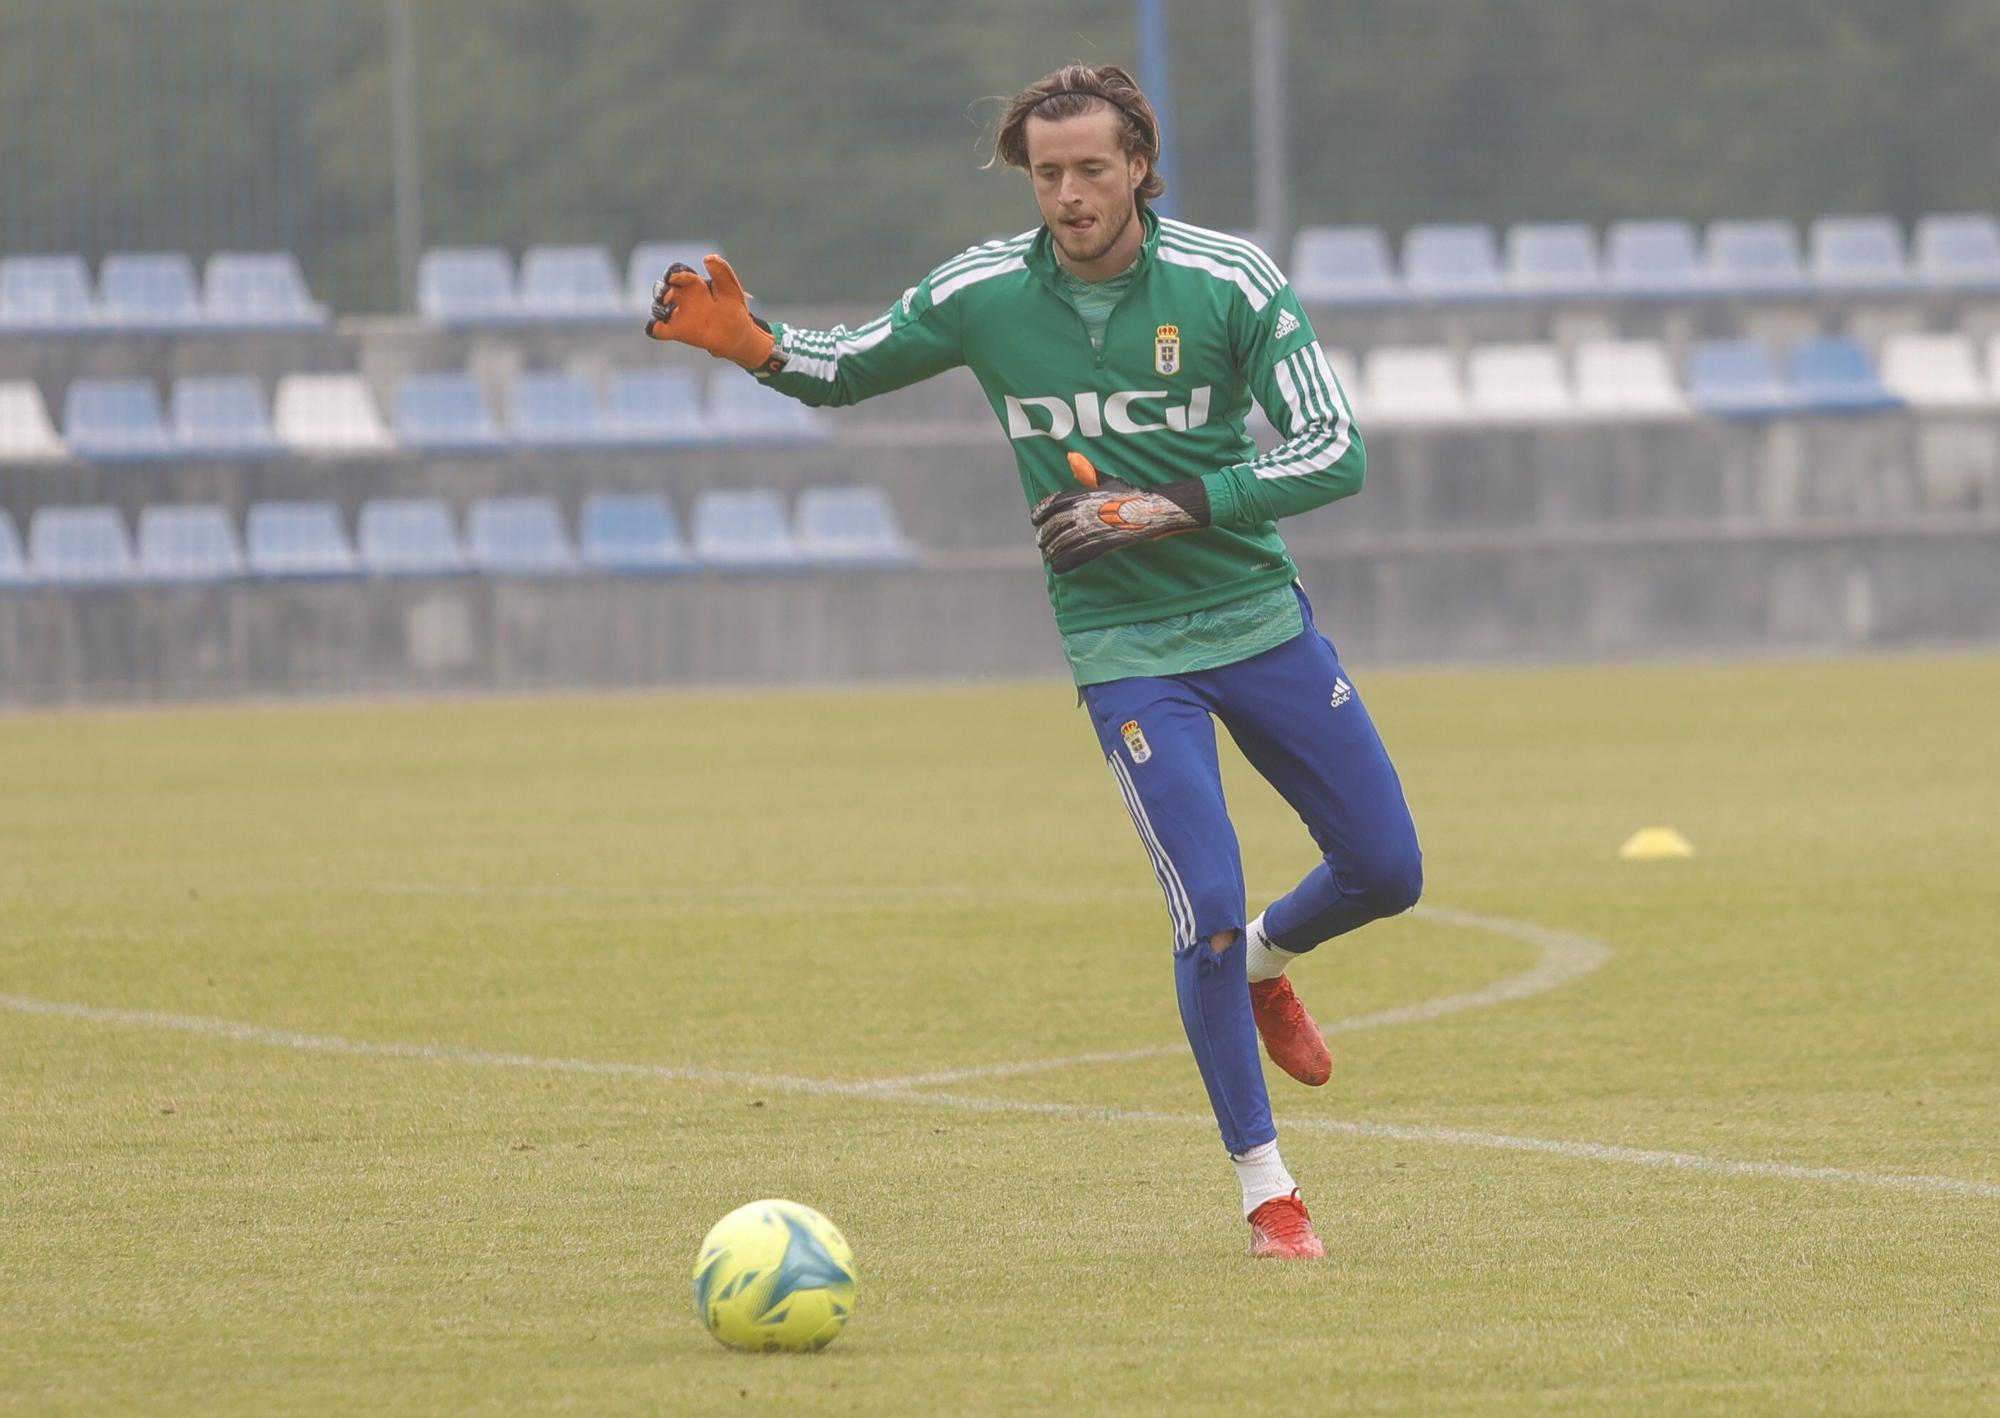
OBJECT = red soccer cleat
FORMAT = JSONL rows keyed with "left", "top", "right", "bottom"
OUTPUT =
{"left": 1247, "top": 1190, "right": 1325, "bottom": 1259}
{"left": 1248, "top": 974, "right": 1332, "bottom": 1086}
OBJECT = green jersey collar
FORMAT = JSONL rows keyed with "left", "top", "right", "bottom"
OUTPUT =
{"left": 1027, "top": 206, "right": 1161, "bottom": 288}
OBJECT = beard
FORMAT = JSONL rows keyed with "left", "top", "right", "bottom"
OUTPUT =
{"left": 1056, "top": 193, "right": 1137, "bottom": 266}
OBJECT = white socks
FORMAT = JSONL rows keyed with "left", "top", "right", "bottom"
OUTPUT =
{"left": 1230, "top": 1140, "right": 1298, "bottom": 1216}
{"left": 1243, "top": 911, "right": 1298, "bottom": 984}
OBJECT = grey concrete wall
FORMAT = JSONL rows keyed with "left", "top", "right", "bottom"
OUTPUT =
{"left": 4, "top": 524, "right": 1996, "bottom": 707}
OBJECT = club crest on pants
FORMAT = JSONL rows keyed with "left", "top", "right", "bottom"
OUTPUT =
{"left": 1120, "top": 719, "right": 1153, "bottom": 764}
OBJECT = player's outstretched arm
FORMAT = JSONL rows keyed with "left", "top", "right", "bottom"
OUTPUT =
{"left": 643, "top": 250, "right": 968, "bottom": 409}
{"left": 1031, "top": 452, "right": 1210, "bottom": 574}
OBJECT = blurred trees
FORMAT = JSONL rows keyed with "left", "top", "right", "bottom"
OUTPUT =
{"left": 2, "top": 0, "right": 1994, "bottom": 311}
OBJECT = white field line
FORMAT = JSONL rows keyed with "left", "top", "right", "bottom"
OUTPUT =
{"left": 869, "top": 904, "right": 1612, "bottom": 1089}
{"left": 4, "top": 996, "right": 1997, "bottom": 1203}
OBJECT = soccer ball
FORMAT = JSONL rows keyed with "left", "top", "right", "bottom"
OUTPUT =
{"left": 692, "top": 1199, "right": 856, "bottom": 1352}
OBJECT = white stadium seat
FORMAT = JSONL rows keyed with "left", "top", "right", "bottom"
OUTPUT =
{"left": 273, "top": 374, "right": 395, "bottom": 453}
{"left": 0, "top": 381, "right": 69, "bottom": 459}
{"left": 1878, "top": 334, "right": 1991, "bottom": 409}
{"left": 1360, "top": 346, "right": 1466, "bottom": 426}
{"left": 1467, "top": 344, "right": 1575, "bottom": 421}
{"left": 1573, "top": 340, "right": 1692, "bottom": 418}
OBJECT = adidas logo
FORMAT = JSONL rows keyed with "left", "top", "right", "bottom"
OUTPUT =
{"left": 1272, "top": 309, "right": 1300, "bottom": 342}
{"left": 1329, "top": 676, "right": 1352, "bottom": 708}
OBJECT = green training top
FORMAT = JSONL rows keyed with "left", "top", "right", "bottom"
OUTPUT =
{"left": 757, "top": 208, "right": 1364, "bottom": 641}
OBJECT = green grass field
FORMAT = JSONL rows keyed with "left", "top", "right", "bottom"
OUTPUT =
{"left": 3, "top": 655, "right": 1997, "bottom": 1414}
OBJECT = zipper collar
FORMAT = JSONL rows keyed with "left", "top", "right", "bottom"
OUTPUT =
{"left": 1028, "top": 206, "right": 1161, "bottom": 290}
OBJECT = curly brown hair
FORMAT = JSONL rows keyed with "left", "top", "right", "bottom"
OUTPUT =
{"left": 988, "top": 63, "right": 1167, "bottom": 208}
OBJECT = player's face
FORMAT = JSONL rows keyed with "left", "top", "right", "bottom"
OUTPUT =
{"left": 1025, "top": 108, "right": 1148, "bottom": 277}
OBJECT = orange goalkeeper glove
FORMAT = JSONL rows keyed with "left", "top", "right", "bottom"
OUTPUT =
{"left": 644, "top": 254, "right": 779, "bottom": 372}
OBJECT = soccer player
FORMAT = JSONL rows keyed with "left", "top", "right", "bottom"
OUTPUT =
{"left": 647, "top": 63, "right": 1421, "bottom": 1259}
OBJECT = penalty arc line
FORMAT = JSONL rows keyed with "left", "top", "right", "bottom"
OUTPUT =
{"left": 867, "top": 904, "right": 1613, "bottom": 1089}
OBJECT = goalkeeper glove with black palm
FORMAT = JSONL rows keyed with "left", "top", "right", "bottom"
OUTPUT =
{"left": 644, "top": 254, "right": 782, "bottom": 372}
{"left": 1031, "top": 452, "right": 1210, "bottom": 574}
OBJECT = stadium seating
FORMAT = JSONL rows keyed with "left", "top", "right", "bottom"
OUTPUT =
{"left": 273, "top": 374, "right": 394, "bottom": 453}
{"left": 357, "top": 498, "right": 466, "bottom": 576}
{"left": 417, "top": 247, "right": 519, "bottom": 325}
{"left": 28, "top": 506, "right": 135, "bottom": 583}
{"left": 1807, "top": 216, "right": 1912, "bottom": 294}
{"left": 709, "top": 374, "right": 825, "bottom": 442}
{"left": 169, "top": 376, "right": 284, "bottom": 457}
{"left": 0, "top": 254, "right": 96, "bottom": 330}
{"left": 1289, "top": 227, "right": 1401, "bottom": 306}
{"left": 136, "top": 504, "right": 245, "bottom": 581}
{"left": 1879, "top": 334, "right": 1990, "bottom": 408}
{"left": 518, "top": 245, "right": 625, "bottom": 320}
{"left": 1572, "top": 340, "right": 1691, "bottom": 418}
{"left": 63, "top": 378, "right": 174, "bottom": 460}
{"left": 1401, "top": 224, "right": 1505, "bottom": 300}
{"left": 1605, "top": 221, "right": 1705, "bottom": 298}
{"left": 0, "top": 509, "right": 29, "bottom": 587}
{"left": 1466, "top": 344, "right": 1574, "bottom": 421}
{"left": 393, "top": 373, "right": 504, "bottom": 452}
{"left": 203, "top": 252, "right": 328, "bottom": 327}
{"left": 1913, "top": 214, "right": 2000, "bottom": 292}
{"left": 1503, "top": 224, "right": 1603, "bottom": 298}
{"left": 1705, "top": 220, "right": 1809, "bottom": 297}
{"left": 508, "top": 371, "right": 605, "bottom": 447}
{"left": 629, "top": 242, "right": 719, "bottom": 311}
{"left": 579, "top": 492, "right": 693, "bottom": 573}
{"left": 99, "top": 252, "right": 204, "bottom": 330}
{"left": 691, "top": 489, "right": 804, "bottom": 569}
{"left": 0, "top": 381, "right": 68, "bottom": 459}
{"left": 604, "top": 369, "right": 709, "bottom": 445}
{"left": 1787, "top": 337, "right": 1901, "bottom": 414}
{"left": 245, "top": 501, "right": 358, "bottom": 577}
{"left": 1361, "top": 346, "right": 1467, "bottom": 424}
{"left": 1686, "top": 340, "right": 1796, "bottom": 417}
{"left": 466, "top": 496, "right": 579, "bottom": 575}
{"left": 794, "top": 487, "right": 918, "bottom": 567}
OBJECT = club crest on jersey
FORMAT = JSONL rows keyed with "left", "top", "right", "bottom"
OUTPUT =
{"left": 1120, "top": 719, "right": 1153, "bottom": 764}
{"left": 1154, "top": 324, "right": 1181, "bottom": 376}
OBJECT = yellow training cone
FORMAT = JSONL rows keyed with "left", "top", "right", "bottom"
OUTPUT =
{"left": 1619, "top": 827, "right": 1694, "bottom": 860}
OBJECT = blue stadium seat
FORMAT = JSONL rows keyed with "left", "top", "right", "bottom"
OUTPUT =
{"left": 628, "top": 241, "right": 717, "bottom": 311}
{"left": 691, "top": 489, "right": 804, "bottom": 570}
{"left": 1686, "top": 340, "right": 1796, "bottom": 418}
{"left": 1289, "top": 227, "right": 1400, "bottom": 306}
{"left": 578, "top": 492, "right": 693, "bottom": 573}
{"left": 1401, "top": 224, "right": 1504, "bottom": 300}
{"left": 417, "top": 247, "right": 519, "bottom": 325}
{"left": 1808, "top": 216, "right": 1912, "bottom": 294}
{"left": 518, "top": 244, "right": 625, "bottom": 320}
{"left": 795, "top": 487, "right": 917, "bottom": 568}
{"left": 99, "top": 252, "right": 203, "bottom": 330}
{"left": 466, "top": 496, "right": 579, "bottom": 576}
{"left": 605, "top": 369, "right": 709, "bottom": 445}
{"left": 1605, "top": 221, "right": 1704, "bottom": 298}
{"left": 245, "top": 501, "right": 358, "bottom": 578}
{"left": 0, "top": 509, "right": 30, "bottom": 587}
{"left": 508, "top": 371, "right": 605, "bottom": 447}
{"left": 63, "top": 378, "right": 173, "bottom": 460}
{"left": 203, "top": 252, "right": 327, "bottom": 327}
{"left": 170, "top": 377, "right": 284, "bottom": 458}
{"left": 1503, "top": 223, "right": 1603, "bottom": 298}
{"left": 28, "top": 506, "right": 135, "bottom": 583}
{"left": 137, "top": 505, "right": 245, "bottom": 581}
{"left": 357, "top": 498, "right": 466, "bottom": 576}
{"left": 0, "top": 255, "right": 96, "bottom": 330}
{"left": 1788, "top": 338, "right": 1901, "bottom": 414}
{"left": 1705, "top": 220, "right": 1809, "bottom": 296}
{"left": 394, "top": 373, "right": 505, "bottom": 452}
{"left": 709, "top": 375, "right": 825, "bottom": 442}
{"left": 1913, "top": 213, "right": 2000, "bottom": 293}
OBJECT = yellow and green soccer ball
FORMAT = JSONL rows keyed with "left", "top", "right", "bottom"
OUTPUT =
{"left": 692, "top": 1199, "right": 856, "bottom": 1352}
